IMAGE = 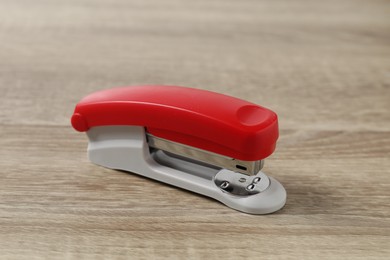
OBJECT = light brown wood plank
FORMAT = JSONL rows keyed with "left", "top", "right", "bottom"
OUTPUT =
{"left": 0, "top": 125, "right": 389, "bottom": 259}
{"left": 0, "top": 0, "right": 389, "bottom": 258}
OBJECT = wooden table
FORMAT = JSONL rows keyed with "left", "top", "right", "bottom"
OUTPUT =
{"left": 1, "top": 0, "right": 389, "bottom": 259}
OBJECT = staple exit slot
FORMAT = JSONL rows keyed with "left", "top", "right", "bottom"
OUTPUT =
{"left": 236, "top": 165, "right": 247, "bottom": 171}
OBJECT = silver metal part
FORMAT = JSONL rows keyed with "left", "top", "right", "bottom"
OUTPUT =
{"left": 214, "top": 169, "right": 270, "bottom": 196}
{"left": 146, "top": 133, "right": 263, "bottom": 176}
{"left": 220, "top": 181, "right": 230, "bottom": 189}
{"left": 246, "top": 184, "right": 255, "bottom": 191}
{"left": 253, "top": 177, "right": 261, "bottom": 184}
{"left": 152, "top": 148, "right": 270, "bottom": 197}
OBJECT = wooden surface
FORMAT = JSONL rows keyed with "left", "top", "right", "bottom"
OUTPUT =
{"left": 1, "top": 0, "right": 389, "bottom": 259}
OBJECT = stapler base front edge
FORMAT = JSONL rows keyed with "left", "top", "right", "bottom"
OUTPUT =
{"left": 87, "top": 126, "right": 286, "bottom": 214}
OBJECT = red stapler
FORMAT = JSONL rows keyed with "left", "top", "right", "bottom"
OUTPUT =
{"left": 71, "top": 85, "right": 286, "bottom": 214}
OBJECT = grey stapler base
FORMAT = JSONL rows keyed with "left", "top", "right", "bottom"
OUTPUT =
{"left": 86, "top": 126, "right": 287, "bottom": 214}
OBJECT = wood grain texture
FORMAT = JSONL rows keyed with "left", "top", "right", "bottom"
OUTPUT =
{"left": 0, "top": 0, "right": 389, "bottom": 259}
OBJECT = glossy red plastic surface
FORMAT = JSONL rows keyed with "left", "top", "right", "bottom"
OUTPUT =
{"left": 71, "top": 86, "right": 278, "bottom": 161}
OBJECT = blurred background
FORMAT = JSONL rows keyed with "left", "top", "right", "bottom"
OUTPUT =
{"left": 1, "top": 0, "right": 389, "bottom": 130}
{"left": 0, "top": 0, "right": 389, "bottom": 259}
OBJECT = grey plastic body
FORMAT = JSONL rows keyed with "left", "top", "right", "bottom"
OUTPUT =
{"left": 86, "top": 126, "right": 286, "bottom": 214}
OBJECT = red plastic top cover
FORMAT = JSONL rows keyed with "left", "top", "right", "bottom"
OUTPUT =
{"left": 71, "top": 85, "right": 278, "bottom": 161}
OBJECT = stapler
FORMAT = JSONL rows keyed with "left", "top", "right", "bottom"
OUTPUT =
{"left": 71, "top": 85, "right": 286, "bottom": 214}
